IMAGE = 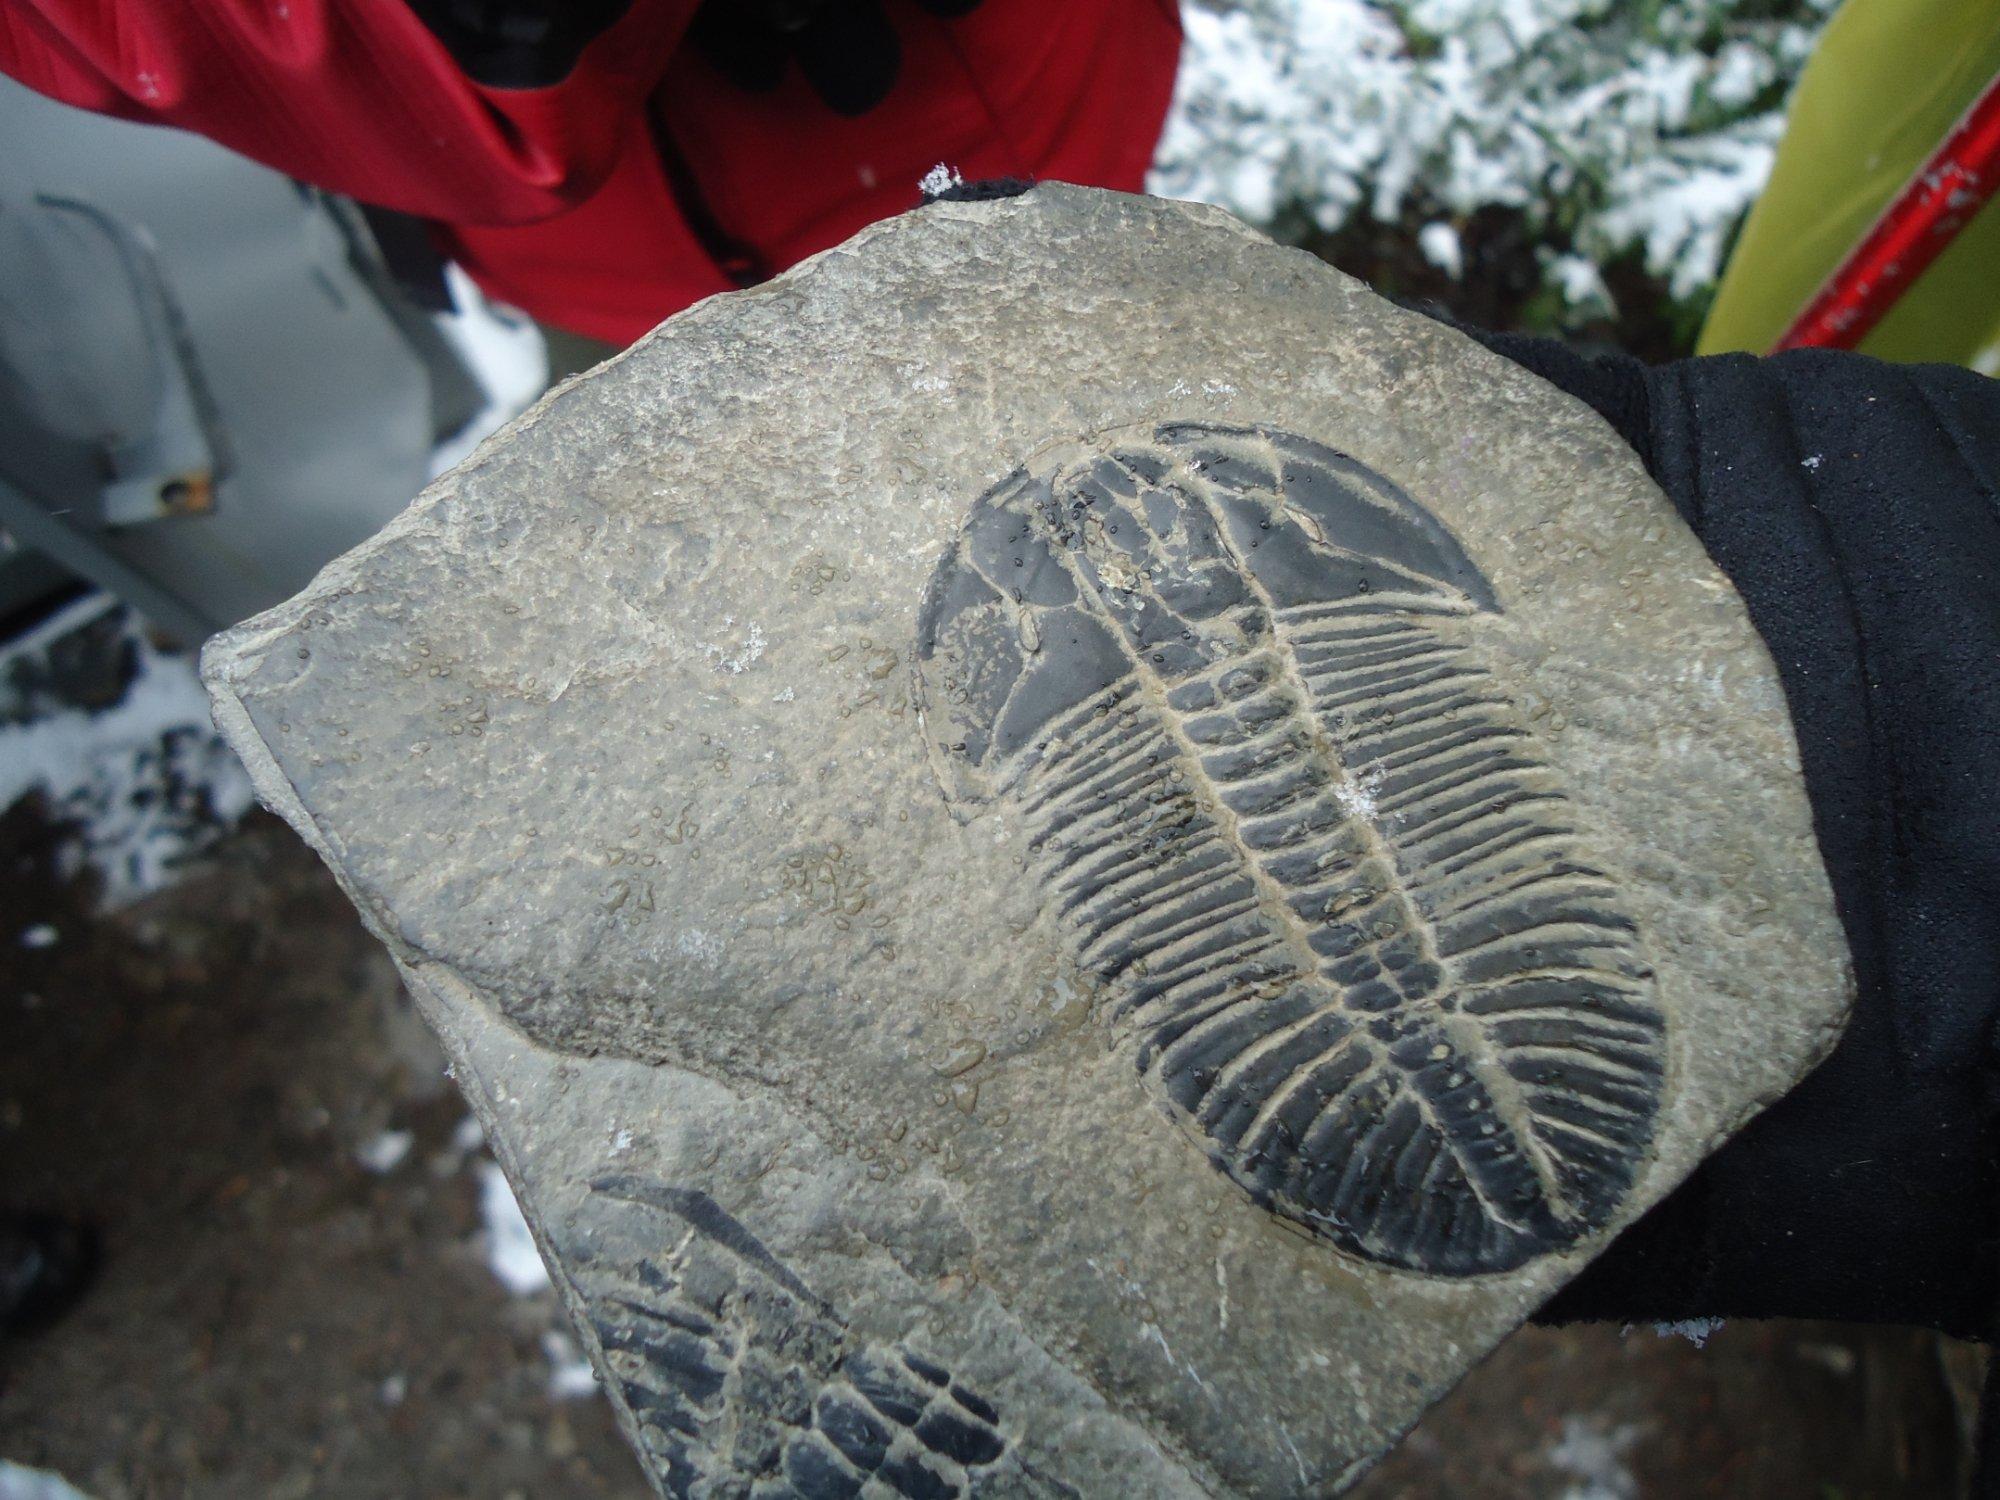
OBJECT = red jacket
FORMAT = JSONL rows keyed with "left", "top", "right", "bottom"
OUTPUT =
{"left": 0, "top": 1, "right": 1182, "bottom": 342}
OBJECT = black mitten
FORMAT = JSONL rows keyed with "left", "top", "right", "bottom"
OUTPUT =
{"left": 403, "top": 0, "right": 636, "bottom": 88}
{"left": 688, "top": 0, "right": 984, "bottom": 118}
{"left": 1459, "top": 330, "right": 2000, "bottom": 1341}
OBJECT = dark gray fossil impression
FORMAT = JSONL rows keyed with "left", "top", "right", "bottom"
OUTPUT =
{"left": 914, "top": 422, "right": 1667, "bottom": 1276}
{"left": 568, "top": 1175, "right": 1016, "bottom": 1499}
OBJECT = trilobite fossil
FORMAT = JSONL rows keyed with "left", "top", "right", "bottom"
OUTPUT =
{"left": 913, "top": 421, "right": 1666, "bottom": 1277}
{"left": 570, "top": 1176, "right": 1013, "bottom": 1498}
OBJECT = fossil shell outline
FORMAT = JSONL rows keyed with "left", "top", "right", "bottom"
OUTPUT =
{"left": 913, "top": 421, "right": 1668, "bottom": 1277}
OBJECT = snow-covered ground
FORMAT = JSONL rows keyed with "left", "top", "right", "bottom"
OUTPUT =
{"left": 1150, "top": 0, "right": 1835, "bottom": 312}
{"left": 0, "top": 596, "right": 253, "bottom": 907}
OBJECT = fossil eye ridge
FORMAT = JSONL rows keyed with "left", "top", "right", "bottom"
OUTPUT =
{"left": 914, "top": 422, "right": 1666, "bottom": 1277}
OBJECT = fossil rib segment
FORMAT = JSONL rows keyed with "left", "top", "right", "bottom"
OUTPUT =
{"left": 572, "top": 1175, "right": 1012, "bottom": 1499}
{"left": 915, "top": 422, "right": 1667, "bottom": 1276}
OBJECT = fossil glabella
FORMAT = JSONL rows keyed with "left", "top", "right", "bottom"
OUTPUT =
{"left": 203, "top": 185, "right": 1850, "bottom": 1497}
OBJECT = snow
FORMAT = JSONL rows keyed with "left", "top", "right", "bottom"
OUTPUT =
{"left": 426, "top": 266, "right": 551, "bottom": 481}
{"left": 919, "top": 162, "right": 964, "bottom": 198}
{"left": 1654, "top": 1316, "right": 1725, "bottom": 1347}
{"left": 1332, "top": 766, "right": 1385, "bottom": 821}
{"left": 1417, "top": 221, "right": 1463, "bottom": 279}
{"left": 472, "top": 1158, "right": 608, "bottom": 1401}
{"left": 356, "top": 1128, "right": 415, "bottom": 1174}
{"left": 1150, "top": 0, "right": 1837, "bottom": 312}
{"left": 476, "top": 1159, "right": 551, "bottom": 1296}
{"left": 1546, "top": 1415, "right": 1643, "bottom": 1500}
{"left": 465, "top": 1143, "right": 606, "bottom": 1398}
{"left": 1546, "top": 251, "right": 1611, "bottom": 312}
{"left": 0, "top": 1464, "right": 96, "bottom": 1500}
{"left": 542, "top": 1330, "right": 601, "bottom": 1400}
{"left": 0, "top": 600, "right": 255, "bottom": 907}
{"left": 1593, "top": 122, "right": 1784, "bottom": 299}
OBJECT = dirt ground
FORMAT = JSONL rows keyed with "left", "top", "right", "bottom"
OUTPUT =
{"left": 0, "top": 804, "right": 1979, "bottom": 1499}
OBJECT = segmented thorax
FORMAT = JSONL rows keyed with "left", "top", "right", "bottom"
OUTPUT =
{"left": 914, "top": 422, "right": 1666, "bottom": 1276}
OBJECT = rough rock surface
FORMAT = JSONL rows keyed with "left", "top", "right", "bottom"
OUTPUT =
{"left": 203, "top": 185, "right": 1851, "bottom": 1497}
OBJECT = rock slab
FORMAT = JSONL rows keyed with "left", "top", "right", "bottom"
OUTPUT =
{"left": 203, "top": 185, "right": 1851, "bottom": 1497}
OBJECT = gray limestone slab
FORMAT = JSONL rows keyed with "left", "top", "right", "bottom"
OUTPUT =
{"left": 202, "top": 185, "right": 1851, "bottom": 1497}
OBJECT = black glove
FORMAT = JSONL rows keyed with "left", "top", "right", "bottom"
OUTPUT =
{"left": 0, "top": 1213, "right": 97, "bottom": 1339}
{"left": 404, "top": 0, "right": 636, "bottom": 88}
{"left": 689, "top": 0, "right": 983, "bottom": 118}
{"left": 402, "top": 0, "right": 981, "bottom": 110}
{"left": 1454, "top": 329, "right": 2000, "bottom": 1342}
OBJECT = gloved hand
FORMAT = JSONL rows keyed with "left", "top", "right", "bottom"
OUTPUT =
{"left": 1451, "top": 329, "right": 2000, "bottom": 1342}
{"left": 926, "top": 177, "right": 2000, "bottom": 1338}
{"left": 400, "top": 0, "right": 983, "bottom": 112}
{"left": 402, "top": 0, "right": 637, "bottom": 88}
{"left": 688, "top": 0, "right": 984, "bottom": 118}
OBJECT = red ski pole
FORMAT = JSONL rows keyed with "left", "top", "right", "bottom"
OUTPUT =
{"left": 1772, "top": 68, "right": 2000, "bottom": 353}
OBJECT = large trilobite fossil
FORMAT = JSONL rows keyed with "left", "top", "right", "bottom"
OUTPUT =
{"left": 914, "top": 422, "right": 1668, "bottom": 1277}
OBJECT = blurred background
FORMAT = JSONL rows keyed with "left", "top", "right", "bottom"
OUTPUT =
{"left": 1, "top": 0, "right": 1994, "bottom": 1494}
